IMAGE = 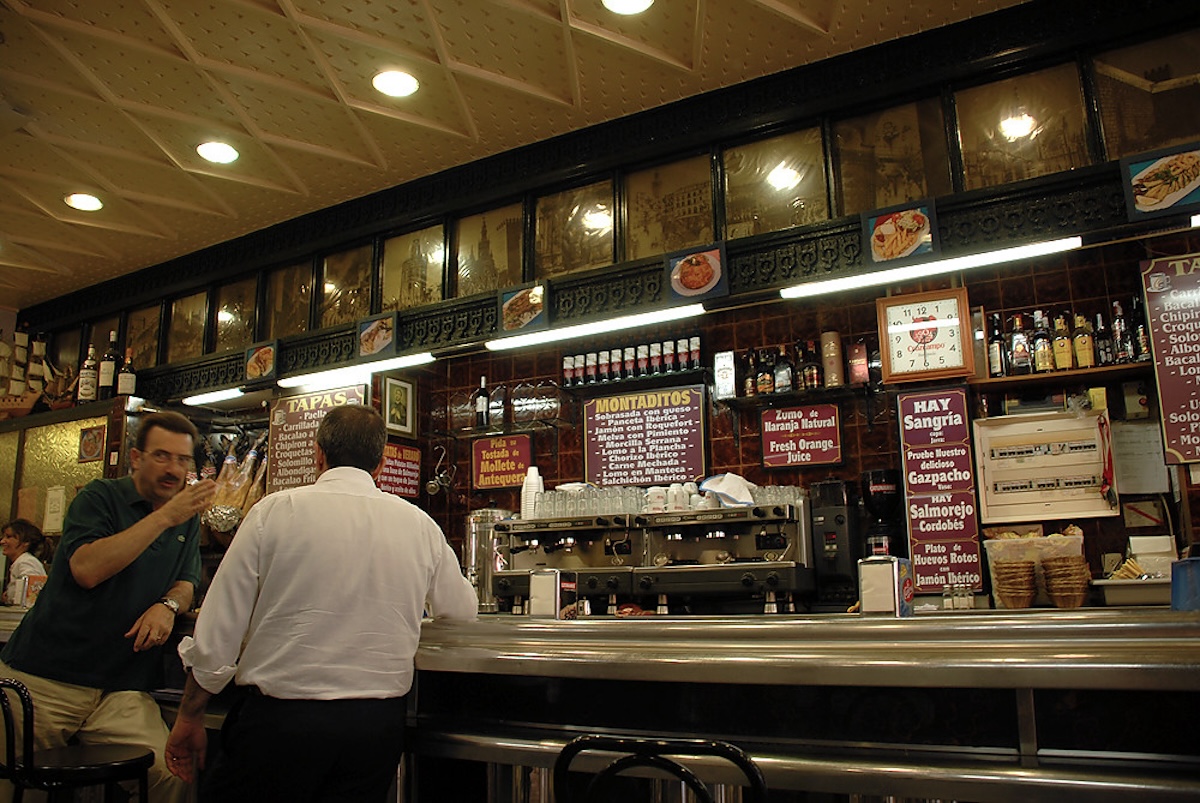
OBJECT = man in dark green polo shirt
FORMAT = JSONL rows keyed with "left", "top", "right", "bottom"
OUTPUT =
{"left": 1, "top": 410, "right": 217, "bottom": 803}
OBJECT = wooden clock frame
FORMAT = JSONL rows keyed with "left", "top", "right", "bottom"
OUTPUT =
{"left": 875, "top": 287, "right": 976, "bottom": 384}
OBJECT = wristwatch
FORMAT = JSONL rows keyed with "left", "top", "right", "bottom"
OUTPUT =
{"left": 158, "top": 597, "right": 180, "bottom": 615}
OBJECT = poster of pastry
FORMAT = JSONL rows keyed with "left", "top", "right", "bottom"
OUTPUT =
{"left": 244, "top": 340, "right": 277, "bottom": 381}
{"left": 664, "top": 243, "right": 728, "bottom": 303}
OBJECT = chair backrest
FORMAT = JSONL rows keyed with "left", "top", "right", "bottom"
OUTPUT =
{"left": 553, "top": 735, "right": 768, "bottom": 803}
{"left": 0, "top": 678, "right": 36, "bottom": 785}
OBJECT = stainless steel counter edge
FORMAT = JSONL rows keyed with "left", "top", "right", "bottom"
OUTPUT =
{"left": 414, "top": 610, "right": 1200, "bottom": 690}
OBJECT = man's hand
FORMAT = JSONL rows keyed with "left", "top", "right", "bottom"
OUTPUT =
{"left": 126, "top": 601, "right": 176, "bottom": 652}
{"left": 165, "top": 716, "right": 207, "bottom": 783}
{"left": 157, "top": 479, "right": 217, "bottom": 528}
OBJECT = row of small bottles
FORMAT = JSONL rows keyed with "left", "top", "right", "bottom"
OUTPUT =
{"left": 739, "top": 334, "right": 873, "bottom": 396}
{"left": 561, "top": 337, "right": 702, "bottom": 387}
{"left": 985, "top": 297, "right": 1151, "bottom": 378}
{"left": 77, "top": 330, "right": 137, "bottom": 403}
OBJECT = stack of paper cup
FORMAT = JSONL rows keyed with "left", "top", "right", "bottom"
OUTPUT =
{"left": 521, "top": 466, "right": 543, "bottom": 519}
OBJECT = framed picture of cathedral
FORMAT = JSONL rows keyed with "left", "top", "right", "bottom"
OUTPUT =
{"left": 455, "top": 203, "right": 523, "bottom": 298}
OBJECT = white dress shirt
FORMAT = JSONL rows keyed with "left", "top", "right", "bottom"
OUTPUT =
{"left": 5, "top": 552, "right": 46, "bottom": 605}
{"left": 179, "top": 466, "right": 477, "bottom": 699}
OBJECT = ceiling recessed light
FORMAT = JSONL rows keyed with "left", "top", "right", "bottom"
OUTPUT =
{"left": 64, "top": 193, "right": 103, "bottom": 211}
{"left": 602, "top": 0, "right": 653, "bottom": 14}
{"left": 197, "top": 141, "right": 239, "bottom": 163}
{"left": 372, "top": 70, "right": 419, "bottom": 98}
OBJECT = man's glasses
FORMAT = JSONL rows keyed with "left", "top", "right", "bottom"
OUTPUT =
{"left": 144, "top": 449, "right": 195, "bottom": 468}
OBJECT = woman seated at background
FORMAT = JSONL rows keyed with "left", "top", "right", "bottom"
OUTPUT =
{"left": 2, "top": 518, "right": 47, "bottom": 606}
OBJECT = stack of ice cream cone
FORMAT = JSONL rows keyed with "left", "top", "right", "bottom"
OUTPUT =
{"left": 1042, "top": 554, "right": 1090, "bottom": 608}
{"left": 992, "top": 561, "right": 1036, "bottom": 609}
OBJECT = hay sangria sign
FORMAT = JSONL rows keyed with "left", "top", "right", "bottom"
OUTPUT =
{"left": 897, "top": 388, "right": 983, "bottom": 594}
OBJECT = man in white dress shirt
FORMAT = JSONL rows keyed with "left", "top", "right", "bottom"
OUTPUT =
{"left": 164, "top": 403, "right": 477, "bottom": 802}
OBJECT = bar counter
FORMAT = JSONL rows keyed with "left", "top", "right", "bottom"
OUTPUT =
{"left": 408, "top": 609, "right": 1200, "bottom": 801}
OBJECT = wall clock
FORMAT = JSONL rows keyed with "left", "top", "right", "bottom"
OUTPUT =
{"left": 876, "top": 287, "right": 975, "bottom": 384}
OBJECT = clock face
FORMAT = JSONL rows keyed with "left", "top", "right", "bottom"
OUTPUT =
{"left": 883, "top": 293, "right": 966, "bottom": 376}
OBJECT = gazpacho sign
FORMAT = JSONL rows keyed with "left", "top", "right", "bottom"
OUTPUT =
{"left": 267, "top": 385, "right": 366, "bottom": 495}
{"left": 760, "top": 405, "right": 842, "bottom": 467}
{"left": 584, "top": 385, "right": 705, "bottom": 486}
{"left": 897, "top": 388, "right": 983, "bottom": 594}
{"left": 379, "top": 443, "right": 420, "bottom": 499}
{"left": 472, "top": 435, "right": 532, "bottom": 490}
{"left": 1142, "top": 252, "right": 1200, "bottom": 463}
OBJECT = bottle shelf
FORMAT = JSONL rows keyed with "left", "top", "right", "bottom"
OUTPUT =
{"left": 432, "top": 417, "right": 575, "bottom": 440}
{"left": 718, "top": 382, "right": 883, "bottom": 411}
{"left": 560, "top": 368, "right": 709, "bottom": 395}
{"left": 966, "top": 362, "right": 1153, "bottom": 390}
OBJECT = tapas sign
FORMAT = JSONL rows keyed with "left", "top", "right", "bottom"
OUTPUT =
{"left": 760, "top": 405, "right": 842, "bottom": 467}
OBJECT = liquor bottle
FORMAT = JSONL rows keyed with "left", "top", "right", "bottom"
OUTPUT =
{"left": 97, "top": 330, "right": 121, "bottom": 399}
{"left": 799, "top": 340, "right": 823, "bottom": 390}
{"left": 987, "top": 313, "right": 1007, "bottom": 377}
{"left": 77, "top": 344, "right": 99, "bottom": 403}
{"left": 773, "top": 345, "right": 794, "bottom": 393}
{"left": 741, "top": 349, "right": 757, "bottom": 397}
{"left": 1031, "top": 310, "right": 1054, "bottom": 373}
{"left": 1111, "top": 301, "right": 1132, "bottom": 364}
{"left": 1093, "top": 312, "right": 1115, "bottom": 366}
{"left": 472, "top": 376, "right": 489, "bottom": 428}
{"left": 1072, "top": 313, "right": 1095, "bottom": 369}
{"left": 117, "top": 348, "right": 137, "bottom": 396}
{"left": 755, "top": 348, "right": 775, "bottom": 395}
{"left": 1007, "top": 313, "right": 1032, "bottom": 375}
{"left": 1052, "top": 311, "right": 1074, "bottom": 371}
{"left": 1130, "top": 296, "right": 1152, "bottom": 362}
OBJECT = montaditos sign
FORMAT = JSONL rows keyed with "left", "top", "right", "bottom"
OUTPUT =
{"left": 583, "top": 385, "right": 706, "bottom": 486}
{"left": 1142, "top": 252, "right": 1200, "bottom": 463}
{"left": 266, "top": 385, "right": 366, "bottom": 495}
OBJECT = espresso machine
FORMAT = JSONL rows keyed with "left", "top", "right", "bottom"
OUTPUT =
{"left": 862, "top": 469, "right": 906, "bottom": 559}
{"left": 810, "top": 479, "right": 862, "bottom": 611}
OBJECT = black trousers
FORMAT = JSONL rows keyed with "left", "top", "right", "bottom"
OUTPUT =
{"left": 201, "top": 690, "right": 408, "bottom": 803}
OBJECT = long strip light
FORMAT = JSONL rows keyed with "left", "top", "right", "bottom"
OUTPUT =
{"left": 1192, "top": 213, "right": 1200, "bottom": 228}
{"left": 276, "top": 351, "right": 435, "bottom": 390}
{"left": 779, "top": 236, "right": 1083, "bottom": 300}
{"left": 182, "top": 387, "right": 244, "bottom": 406}
{"left": 485, "top": 304, "right": 706, "bottom": 351}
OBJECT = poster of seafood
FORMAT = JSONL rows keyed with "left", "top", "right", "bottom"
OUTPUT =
{"left": 1121, "top": 141, "right": 1200, "bottom": 222}
{"left": 861, "top": 199, "right": 939, "bottom": 266}
{"left": 664, "top": 243, "right": 728, "bottom": 303}
{"left": 497, "top": 283, "right": 548, "bottom": 333}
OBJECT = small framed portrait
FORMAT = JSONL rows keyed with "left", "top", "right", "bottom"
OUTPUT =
{"left": 357, "top": 312, "right": 397, "bottom": 359}
{"left": 78, "top": 424, "right": 105, "bottom": 463}
{"left": 1120, "top": 141, "right": 1200, "bottom": 222}
{"left": 498, "top": 282, "right": 549, "bottom": 334}
{"left": 664, "top": 243, "right": 728, "bottom": 303}
{"left": 244, "top": 340, "right": 277, "bottom": 382}
{"left": 385, "top": 377, "right": 415, "bottom": 437}
{"left": 862, "top": 200, "right": 938, "bottom": 267}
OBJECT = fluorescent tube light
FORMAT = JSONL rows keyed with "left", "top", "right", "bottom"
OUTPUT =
{"left": 1192, "top": 213, "right": 1199, "bottom": 228}
{"left": 182, "top": 387, "right": 244, "bottom": 406}
{"left": 485, "top": 305, "right": 706, "bottom": 351}
{"left": 276, "top": 352, "right": 435, "bottom": 390}
{"left": 779, "top": 236, "right": 1083, "bottom": 300}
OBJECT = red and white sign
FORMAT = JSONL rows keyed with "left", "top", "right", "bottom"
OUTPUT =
{"left": 472, "top": 435, "right": 532, "bottom": 490}
{"left": 583, "top": 385, "right": 706, "bottom": 486}
{"left": 760, "top": 404, "right": 842, "bottom": 467}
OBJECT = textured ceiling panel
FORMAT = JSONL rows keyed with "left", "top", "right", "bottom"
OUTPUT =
{"left": 0, "top": 0, "right": 1030, "bottom": 311}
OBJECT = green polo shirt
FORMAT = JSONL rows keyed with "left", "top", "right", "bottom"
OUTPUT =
{"left": 2, "top": 476, "right": 202, "bottom": 691}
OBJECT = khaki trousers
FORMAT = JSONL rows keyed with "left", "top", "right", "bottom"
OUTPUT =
{"left": 0, "top": 660, "right": 192, "bottom": 803}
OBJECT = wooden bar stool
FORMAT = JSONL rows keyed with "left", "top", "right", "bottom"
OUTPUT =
{"left": 0, "top": 678, "right": 154, "bottom": 802}
{"left": 553, "top": 735, "right": 768, "bottom": 803}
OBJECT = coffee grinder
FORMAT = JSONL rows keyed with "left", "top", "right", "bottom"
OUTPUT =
{"left": 862, "top": 469, "right": 906, "bottom": 559}
{"left": 810, "top": 479, "right": 861, "bottom": 610}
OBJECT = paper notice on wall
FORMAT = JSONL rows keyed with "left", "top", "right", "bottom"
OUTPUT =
{"left": 42, "top": 486, "right": 66, "bottom": 534}
{"left": 1111, "top": 419, "right": 1171, "bottom": 495}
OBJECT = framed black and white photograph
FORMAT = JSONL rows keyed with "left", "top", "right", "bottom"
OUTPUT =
{"left": 385, "top": 377, "right": 415, "bottom": 437}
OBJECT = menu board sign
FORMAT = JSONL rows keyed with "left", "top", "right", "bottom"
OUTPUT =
{"left": 472, "top": 435, "right": 532, "bottom": 490}
{"left": 266, "top": 385, "right": 366, "bottom": 495}
{"left": 897, "top": 388, "right": 983, "bottom": 594}
{"left": 1142, "top": 253, "right": 1200, "bottom": 463}
{"left": 583, "top": 385, "right": 705, "bottom": 486}
{"left": 760, "top": 404, "right": 842, "bottom": 467}
{"left": 379, "top": 443, "right": 420, "bottom": 498}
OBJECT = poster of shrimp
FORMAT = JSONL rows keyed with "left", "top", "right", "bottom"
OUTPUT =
{"left": 1121, "top": 141, "right": 1200, "bottom": 222}
{"left": 861, "top": 199, "right": 939, "bottom": 267}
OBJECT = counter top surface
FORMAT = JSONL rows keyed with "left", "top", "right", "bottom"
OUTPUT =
{"left": 414, "top": 608, "right": 1200, "bottom": 690}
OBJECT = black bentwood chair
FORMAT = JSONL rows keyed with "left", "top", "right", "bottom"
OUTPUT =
{"left": 0, "top": 678, "right": 154, "bottom": 802}
{"left": 553, "top": 735, "right": 768, "bottom": 803}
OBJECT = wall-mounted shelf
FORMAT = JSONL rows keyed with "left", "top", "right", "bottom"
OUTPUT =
{"left": 966, "top": 362, "right": 1153, "bottom": 390}
{"left": 718, "top": 382, "right": 883, "bottom": 411}
{"left": 560, "top": 368, "right": 710, "bottom": 396}
{"left": 431, "top": 417, "right": 574, "bottom": 440}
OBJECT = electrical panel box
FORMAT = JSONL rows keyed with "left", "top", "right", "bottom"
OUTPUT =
{"left": 973, "top": 410, "right": 1119, "bottom": 523}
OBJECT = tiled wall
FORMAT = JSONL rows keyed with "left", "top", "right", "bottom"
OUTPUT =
{"left": 411, "top": 230, "right": 1200, "bottom": 564}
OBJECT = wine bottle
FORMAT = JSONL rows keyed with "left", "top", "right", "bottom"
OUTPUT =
{"left": 117, "top": 348, "right": 137, "bottom": 396}
{"left": 773, "top": 345, "right": 794, "bottom": 393}
{"left": 1031, "top": 310, "right": 1054, "bottom": 373}
{"left": 987, "top": 313, "right": 1006, "bottom": 377}
{"left": 77, "top": 344, "right": 99, "bottom": 403}
{"left": 1052, "top": 311, "right": 1074, "bottom": 371}
{"left": 799, "top": 340, "right": 823, "bottom": 390}
{"left": 1130, "top": 296, "right": 1152, "bottom": 362}
{"left": 1072, "top": 314, "right": 1095, "bottom": 369}
{"left": 1007, "top": 314, "right": 1032, "bottom": 375}
{"left": 97, "top": 330, "right": 121, "bottom": 399}
{"left": 755, "top": 348, "right": 775, "bottom": 395}
{"left": 1093, "top": 313, "right": 1115, "bottom": 366}
{"left": 473, "top": 376, "right": 489, "bottom": 428}
{"left": 741, "top": 349, "right": 757, "bottom": 397}
{"left": 1111, "top": 301, "right": 1132, "bottom": 364}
